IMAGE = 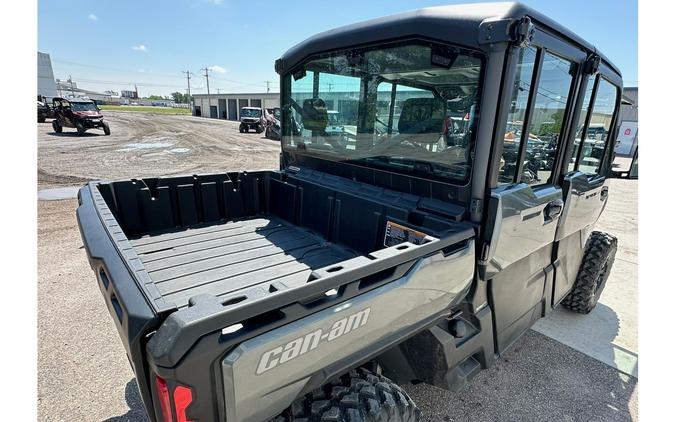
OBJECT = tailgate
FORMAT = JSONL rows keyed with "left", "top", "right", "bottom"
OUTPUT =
{"left": 76, "top": 183, "right": 164, "bottom": 419}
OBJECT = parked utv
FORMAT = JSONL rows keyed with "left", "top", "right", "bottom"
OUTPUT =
{"left": 37, "top": 95, "right": 53, "bottom": 123}
{"left": 239, "top": 106, "right": 264, "bottom": 133}
{"left": 51, "top": 97, "right": 111, "bottom": 136}
{"left": 264, "top": 107, "right": 282, "bottom": 140}
{"left": 77, "top": 3, "right": 622, "bottom": 421}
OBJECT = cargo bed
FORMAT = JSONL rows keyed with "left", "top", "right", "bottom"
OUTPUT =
{"left": 129, "top": 216, "right": 358, "bottom": 309}
{"left": 77, "top": 169, "right": 474, "bottom": 420}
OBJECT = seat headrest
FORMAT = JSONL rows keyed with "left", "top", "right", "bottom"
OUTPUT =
{"left": 301, "top": 98, "right": 328, "bottom": 132}
{"left": 398, "top": 98, "right": 445, "bottom": 135}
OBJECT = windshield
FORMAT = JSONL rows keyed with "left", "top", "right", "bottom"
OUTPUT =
{"left": 282, "top": 41, "right": 483, "bottom": 184}
{"left": 71, "top": 102, "right": 97, "bottom": 112}
{"left": 241, "top": 108, "right": 261, "bottom": 118}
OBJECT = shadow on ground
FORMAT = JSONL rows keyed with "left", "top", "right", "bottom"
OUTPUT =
{"left": 103, "top": 379, "right": 149, "bottom": 422}
{"left": 406, "top": 330, "right": 637, "bottom": 421}
{"left": 102, "top": 331, "right": 637, "bottom": 422}
{"left": 533, "top": 291, "right": 638, "bottom": 378}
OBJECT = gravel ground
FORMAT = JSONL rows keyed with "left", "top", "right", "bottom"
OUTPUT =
{"left": 37, "top": 113, "right": 638, "bottom": 421}
{"left": 37, "top": 111, "right": 281, "bottom": 189}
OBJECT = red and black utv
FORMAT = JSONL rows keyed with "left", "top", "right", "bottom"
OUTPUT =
{"left": 51, "top": 97, "right": 111, "bottom": 136}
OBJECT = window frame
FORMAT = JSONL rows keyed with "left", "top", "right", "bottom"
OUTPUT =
{"left": 280, "top": 37, "right": 487, "bottom": 187}
{"left": 489, "top": 29, "right": 588, "bottom": 189}
{"left": 569, "top": 75, "right": 621, "bottom": 177}
{"left": 511, "top": 48, "right": 581, "bottom": 186}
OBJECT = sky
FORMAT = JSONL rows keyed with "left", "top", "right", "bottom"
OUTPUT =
{"left": 37, "top": 0, "right": 637, "bottom": 97}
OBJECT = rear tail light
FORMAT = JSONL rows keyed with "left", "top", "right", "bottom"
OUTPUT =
{"left": 155, "top": 376, "right": 173, "bottom": 422}
{"left": 174, "top": 386, "right": 194, "bottom": 422}
{"left": 155, "top": 375, "right": 195, "bottom": 422}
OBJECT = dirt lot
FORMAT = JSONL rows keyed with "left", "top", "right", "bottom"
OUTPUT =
{"left": 37, "top": 112, "right": 638, "bottom": 421}
{"left": 38, "top": 111, "right": 281, "bottom": 189}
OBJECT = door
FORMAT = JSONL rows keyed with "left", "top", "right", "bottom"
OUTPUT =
{"left": 250, "top": 99, "right": 262, "bottom": 108}
{"left": 552, "top": 68, "right": 621, "bottom": 304}
{"left": 218, "top": 99, "right": 227, "bottom": 119}
{"left": 482, "top": 36, "right": 585, "bottom": 353}
{"left": 210, "top": 105, "right": 218, "bottom": 118}
{"left": 228, "top": 99, "right": 237, "bottom": 120}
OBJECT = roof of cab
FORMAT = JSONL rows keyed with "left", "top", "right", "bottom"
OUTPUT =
{"left": 278, "top": 2, "right": 620, "bottom": 77}
{"left": 53, "top": 97, "right": 95, "bottom": 103}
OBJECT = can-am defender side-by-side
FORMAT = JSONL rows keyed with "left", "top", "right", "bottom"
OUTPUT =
{"left": 51, "top": 97, "right": 111, "bottom": 136}
{"left": 77, "top": 3, "right": 622, "bottom": 421}
{"left": 239, "top": 106, "right": 265, "bottom": 133}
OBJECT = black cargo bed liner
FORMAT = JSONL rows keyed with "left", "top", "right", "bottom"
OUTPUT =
{"left": 129, "top": 216, "right": 359, "bottom": 309}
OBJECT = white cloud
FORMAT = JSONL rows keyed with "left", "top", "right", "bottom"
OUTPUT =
{"left": 88, "top": 13, "right": 98, "bottom": 21}
{"left": 208, "top": 65, "right": 226, "bottom": 74}
{"left": 132, "top": 44, "right": 148, "bottom": 53}
{"left": 207, "top": 0, "right": 224, "bottom": 4}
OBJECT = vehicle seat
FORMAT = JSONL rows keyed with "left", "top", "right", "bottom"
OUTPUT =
{"left": 301, "top": 98, "right": 328, "bottom": 132}
{"left": 397, "top": 98, "right": 445, "bottom": 140}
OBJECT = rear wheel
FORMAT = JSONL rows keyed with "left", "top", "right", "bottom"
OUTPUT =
{"left": 239, "top": 124, "right": 244, "bottom": 133}
{"left": 265, "top": 125, "right": 271, "bottom": 138}
{"left": 76, "top": 121, "right": 86, "bottom": 136}
{"left": 102, "top": 121, "right": 111, "bottom": 136}
{"left": 38, "top": 116, "right": 46, "bottom": 123}
{"left": 256, "top": 124, "right": 264, "bottom": 134}
{"left": 561, "top": 231, "right": 617, "bottom": 314}
{"left": 272, "top": 367, "right": 422, "bottom": 422}
{"left": 52, "top": 120, "right": 62, "bottom": 133}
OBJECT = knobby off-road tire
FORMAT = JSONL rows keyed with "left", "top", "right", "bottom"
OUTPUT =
{"left": 562, "top": 231, "right": 617, "bottom": 314}
{"left": 76, "top": 121, "right": 86, "bottom": 136}
{"left": 102, "top": 121, "right": 111, "bottom": 136}
{"left": 272, "top": 367, "right": 422, "bottom": 422}
{"left": 52, "top": 120, "right": 62, "bottom": 133}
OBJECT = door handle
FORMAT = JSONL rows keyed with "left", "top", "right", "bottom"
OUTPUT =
{"left": 601, "top": 186, "right": 609, "bottom": 201}
{"left": 544, "top": 199, "right": 564, "bottom": 221}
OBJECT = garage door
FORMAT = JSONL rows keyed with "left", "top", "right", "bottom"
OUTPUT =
{"left": 251, "top": 99, "right": 262, "bottom": 108}
{"left": 228, "top": 99, "right": 237, "bottom": 120}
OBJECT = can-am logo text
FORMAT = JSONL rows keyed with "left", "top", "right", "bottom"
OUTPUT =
{"left": 256, "top": 307, "right": 371, "bottom": 374}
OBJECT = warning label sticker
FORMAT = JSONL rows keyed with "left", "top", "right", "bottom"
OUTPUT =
{"left": 384, "top": 221, "right": 428, "bottom": 247}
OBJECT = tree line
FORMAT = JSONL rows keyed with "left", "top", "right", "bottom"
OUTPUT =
{"left": 146, "top": 92, "right": 194, "bottom": 104}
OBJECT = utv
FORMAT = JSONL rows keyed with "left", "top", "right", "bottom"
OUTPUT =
{"left": 77, "top": 3, "right": 622, "bottom": 421}
{"left": 51, "top": 97, "right": 111, "bottom": 136}
{"left": 37, "top": 95, "right": 53, "bottom": 123}
{"left": 239, "top": 106, "right": 264, "bottom": 133}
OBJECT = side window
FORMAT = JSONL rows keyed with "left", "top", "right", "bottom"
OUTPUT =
{"left": 576, "top": 78, "right": 618, "bottom": 176}
{"left": 498, "top": 47, "right": 537, "bottom": 185}
{"left": 520, "top": 52, "right": 574, "bottom": 186}
{"left": 567, "top": 75, "right": 597, "bottom": 172}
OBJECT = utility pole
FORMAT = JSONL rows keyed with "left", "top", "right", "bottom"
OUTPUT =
{"left": 265, "top": 80, "right": 271, "bottom": 93}
{"left": 201, "top": 67, "right": 212, "bottom": 117}
{"left": 68, "top": 75, "right": 75, "bottom": 97}
{"left": 182, "top": 70, "right": 192, "bottom": 110}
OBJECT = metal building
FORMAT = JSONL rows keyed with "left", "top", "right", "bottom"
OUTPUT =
{"left": 38, "top": 52, "right": 58, "bottom": 98}
{"left": 192, "top": 93, "right": 280, "bottom": 120}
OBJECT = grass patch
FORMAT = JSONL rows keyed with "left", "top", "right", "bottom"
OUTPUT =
{"left": 100, "top": 105, "right": 192, "bottom": 115}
